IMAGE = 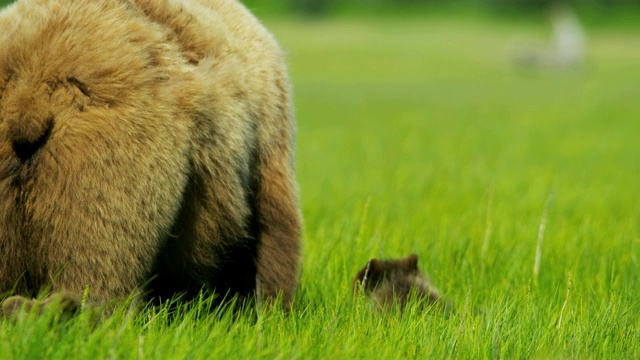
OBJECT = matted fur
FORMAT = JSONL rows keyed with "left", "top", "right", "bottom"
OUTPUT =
{"left": 0, "top": 0, "right": 301, "bottom": 315}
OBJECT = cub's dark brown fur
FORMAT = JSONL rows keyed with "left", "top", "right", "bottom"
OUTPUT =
{"left": 0, "top": 0, "right": 301, "bottom": 316}
{"left": 353, "top": 254, "right": 444, "bottom": 310}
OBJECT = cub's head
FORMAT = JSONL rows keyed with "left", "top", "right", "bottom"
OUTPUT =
{"left": 353, "top": 254, "right": 444, "bottom": 310}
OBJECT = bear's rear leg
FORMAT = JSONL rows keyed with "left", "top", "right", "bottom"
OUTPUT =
{"left": 254, "top": 156, "right": 301, "bottom": 309}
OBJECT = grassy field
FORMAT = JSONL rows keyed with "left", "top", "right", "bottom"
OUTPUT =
{"left": 1, "top": 12, "right": 640, "bottom": 359}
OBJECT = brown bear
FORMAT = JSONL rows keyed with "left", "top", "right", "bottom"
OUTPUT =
{"left": 353, "top": 254, "right": 445, "bottom": 311}
{"left": 0, "top": 0, "right": 301, "bottom": 316}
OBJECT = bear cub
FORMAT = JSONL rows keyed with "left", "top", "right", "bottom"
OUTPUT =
{"left": 353, "top": 254, "right": 446, "bottom": 311}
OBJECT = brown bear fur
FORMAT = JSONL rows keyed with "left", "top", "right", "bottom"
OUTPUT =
{"left": 353, "top": 254, "right": 445, "bottom": 311}
{"left": 0, "top": 0, "right": 301, "bottom": 315}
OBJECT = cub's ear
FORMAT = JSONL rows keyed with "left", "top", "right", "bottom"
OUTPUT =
{"left": 365, "top": 259, "right": 384, "bottom": 284}
{"left": 367, "top": 259, "right": 383, "bottom": 276}
{"left": 352, "top": 258, "right": 382, "bottom": 293}
{"left": 404, "top": 253, "right": 419, "bottom": 271}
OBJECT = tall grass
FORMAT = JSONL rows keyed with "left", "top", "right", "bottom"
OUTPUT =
{"left": 283, "top": 17, "right": 640, "bottom": 358}
{"left": 1, "top": 15, "right": 639, "bottom": 359}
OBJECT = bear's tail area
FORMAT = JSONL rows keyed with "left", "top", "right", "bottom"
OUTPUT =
{"left": 253, "top": 85, "right": 302, "bottom": 309}
{"left": 254, "top": 150, "right": 302, "bottom": 309}
{"left": 5, "top": 84, "right": 54, "bottom": 162}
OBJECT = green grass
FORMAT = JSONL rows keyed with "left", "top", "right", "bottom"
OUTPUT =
{"left": 2, "top": 15, "right": 640, "bottom": 359}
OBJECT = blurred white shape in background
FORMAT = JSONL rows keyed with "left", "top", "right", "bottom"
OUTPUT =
{"left": 551, "top": 3, "right": 585, "bottom": 67}
{"left": 515, "top": 3, "right": 586, "bottom": 70}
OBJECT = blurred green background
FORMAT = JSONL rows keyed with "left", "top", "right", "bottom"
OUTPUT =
{"left": 241, "top": 0, "right": 639, "bottom": 21}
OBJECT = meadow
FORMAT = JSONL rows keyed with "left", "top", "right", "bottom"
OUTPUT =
{"left": 1, "top": 10, "right": 639, "bottom": 359}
